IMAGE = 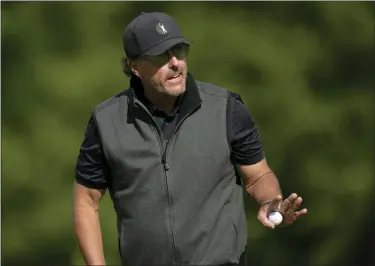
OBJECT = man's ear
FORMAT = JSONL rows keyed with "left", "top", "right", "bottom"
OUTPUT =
{"left": 129, "top": 59, "right": 140, "bottom": 77}
{"left": 122, "top": 57, "right": 133, "bottom": 77}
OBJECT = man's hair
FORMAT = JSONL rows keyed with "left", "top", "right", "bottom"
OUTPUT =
{"left": 121, "top": 56, "right": 134, "bottom": 77}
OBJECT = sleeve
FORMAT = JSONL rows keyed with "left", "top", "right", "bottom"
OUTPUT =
{"left": 228, "top": 92, "right": 265, "bottom": 165}
{"left": 75, "top": 116, "right": 111, "bottom": 189}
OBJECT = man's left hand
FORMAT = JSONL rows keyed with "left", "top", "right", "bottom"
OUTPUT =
{"left": 257, "top": 193, "right": 308, "bottom": 229}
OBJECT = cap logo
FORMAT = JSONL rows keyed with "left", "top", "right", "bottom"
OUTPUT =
{"left": 156, "top": 22, "right": 168, "bottom": 35}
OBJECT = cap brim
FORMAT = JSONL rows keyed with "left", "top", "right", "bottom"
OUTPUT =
{"left": 143, "top": 37, "right": 191, "bottom": 56}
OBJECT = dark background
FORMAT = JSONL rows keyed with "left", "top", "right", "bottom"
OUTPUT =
{"left": 2, "top": 2, "right": 374, "bottom": 265}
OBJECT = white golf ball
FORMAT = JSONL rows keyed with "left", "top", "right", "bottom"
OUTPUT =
{"left": 268, "top": 211, "right": 283, "bottom": 226}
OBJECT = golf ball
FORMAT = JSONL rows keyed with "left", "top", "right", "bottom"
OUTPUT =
{"left": 268, "top": 211, "right": 283, "bottom": 225}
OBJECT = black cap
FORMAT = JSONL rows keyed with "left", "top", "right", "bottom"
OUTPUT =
{"left": 123, "top": 12, "right": 189, "bottom": 59}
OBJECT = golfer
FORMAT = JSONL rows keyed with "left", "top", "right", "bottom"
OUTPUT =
{"left": 73, "top": 12, "right": 307, "bottom": 266}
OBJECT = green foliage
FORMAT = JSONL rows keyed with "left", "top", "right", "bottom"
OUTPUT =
{"left": 2, "top": 2, "right": 374, "bottom": 265}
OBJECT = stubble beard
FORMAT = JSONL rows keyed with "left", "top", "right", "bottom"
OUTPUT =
{"left": 166, "top": 72, "right": 188, "bottom": 96}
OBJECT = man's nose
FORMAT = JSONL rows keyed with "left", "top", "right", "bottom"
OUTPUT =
{"left": 168, "top": 50, "right": 179, "bottom": 68}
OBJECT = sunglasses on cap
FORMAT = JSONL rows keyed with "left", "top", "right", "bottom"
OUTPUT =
{"left": 140, "top": 43, "right": 190, "bottom": 65}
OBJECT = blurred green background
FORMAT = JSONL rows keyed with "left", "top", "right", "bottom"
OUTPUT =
{"left": 2, "top": 2, "right": 374, "bottom": 266}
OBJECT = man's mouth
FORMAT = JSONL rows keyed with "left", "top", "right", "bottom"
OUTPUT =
{"left": 167, "top": 73, "right": 181, "bottom": 80}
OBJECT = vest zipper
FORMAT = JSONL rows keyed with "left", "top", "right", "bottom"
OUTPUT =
{"left": 160, "top": 106, "right": 200, "bottom": 265}
{"left": 135, "top": 101, "right": 200, "bottom": 265}
{"left": 160, "top": 138, "right": 177, "bottom": 265}
{"left": 145, "top": 120, "right": 178, "bottom": 264}
{"left": 134, "top": 102, "right": 179, "bottom": 264}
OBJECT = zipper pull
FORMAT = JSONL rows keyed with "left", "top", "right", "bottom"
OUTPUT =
{"left": 162, "top": 158, "right": 170, "bottom": 171}
{"left": 164, "top": 162, "right": 170, "bottom": 171}
{"left": 162, "top": 145, "right": 169, "bottom": 171}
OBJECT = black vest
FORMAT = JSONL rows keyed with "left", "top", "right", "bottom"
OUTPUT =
{"left": 93, "top": 76, "right": 247, "bottom": 265}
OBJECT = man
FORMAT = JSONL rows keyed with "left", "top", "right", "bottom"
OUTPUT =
{"left": 73, "top": 12, "right": 307, "bottom": 266}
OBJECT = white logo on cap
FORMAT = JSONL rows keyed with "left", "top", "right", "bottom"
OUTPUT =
{"left": 156, "top": 22, "right": 168, "bottom": 35}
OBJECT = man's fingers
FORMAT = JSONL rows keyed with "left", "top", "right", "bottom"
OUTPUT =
{"left": 291, "top": 196, "right": 303, "bottom": 211}
{"left": 280, "top": 193, "right": 297, "bottom": 213}
{"left": 257, "top": 212, "right": 275, "bottom": 229}
{"left": 295, "top": 208, "right": 308, "bottom": 217}
{"left": 268, "top": 195, "right": 283, "bottom": 213}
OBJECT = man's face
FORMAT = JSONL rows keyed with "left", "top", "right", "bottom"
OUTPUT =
{"left": 132, "top": 43, "right": 189, "bottom": 97}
